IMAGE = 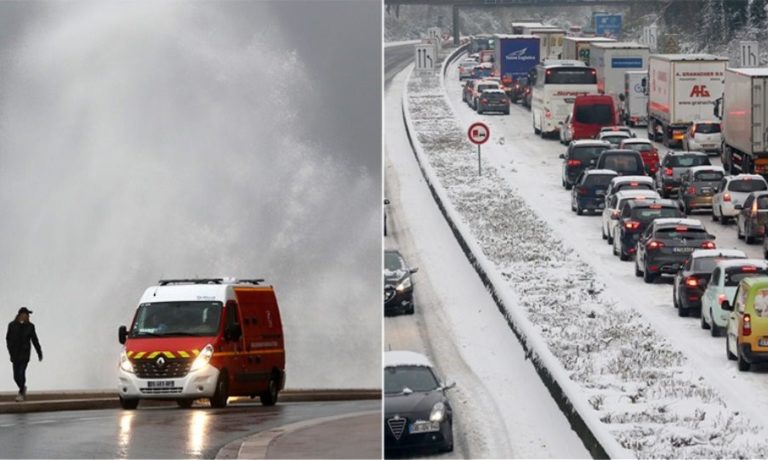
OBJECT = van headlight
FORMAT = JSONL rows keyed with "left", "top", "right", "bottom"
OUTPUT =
{"left": 190, "top": 344, "right": 214, "bottom": 372}
{"left": 396, "top": 277, "right": 412, "bottom": 292}
{"left": 119, "top": 349, "right": 134, "bottom": 374}
{"left": 430, "top": 402, "right": 446, "bottom": 422}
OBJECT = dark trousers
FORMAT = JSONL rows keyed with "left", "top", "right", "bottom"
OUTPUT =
{"left": 12, "top": 360, "right": 28, "bottom": 393}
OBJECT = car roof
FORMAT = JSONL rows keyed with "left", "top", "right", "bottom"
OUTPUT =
{"left": 611, "top": 175, "right": 654, "bottom": 184}
{"left": 384, "top": 350, "right": 434, "bottom": 368}
{"left": 689, "top": 165, "right": 725, "bottom": 174}
{"left": 621, "top": 138, "right": 652, "bottom": 144}
{"left": 739, "top": 276, "right": 768, "bottom": 290}
{"left": 385, "top": 249, "right": 403, "bottom": 256}
{"left": 727, "top": 174, "right": 765, "bottom": 182}
{"left": 600, "top": 126, "right": 631, "bottom": 131}
{"left": 716, "top": 259, "right": 768, "bottom": 270}
{"left": 571, "top": 140, "right": 611, "bottom": 147}
{"left": 690, "top": 249, "right": 746, "bottom": 259}
{"left": 626, "top": 198, "right": 677, "bottom": 208}
{"left": 692, "top": 120, "right": 720, "bottom": 125}
{"left": 476, "top": 79, "right": 499, "bottom": 84}
{"left": 482, "top": 89, "right": 506, "bottom": 94}
{"left": 653, "top": 217, "right": 704, "bottom": 228}
{"left": 585, "top": 169, "right": 618, "bottom": 176}
{"left": 600, "top": 131, "right": 631, "bottom": 137}
{"left": 667, "top": 151, "right": 708, "bottom": 157}
{"left": 601, "top": 149, "right": 640, "bottom": 155}
{"left": 615, "top": 189, "right": 660, "bottom": 199}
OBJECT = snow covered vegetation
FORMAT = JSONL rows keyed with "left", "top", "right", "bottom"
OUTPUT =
{"left": 403, "top": 48, "right": 768, "bottom": 458}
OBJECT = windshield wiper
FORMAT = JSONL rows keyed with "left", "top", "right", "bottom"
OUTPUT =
{"left": 162, "top": 331, "right": 199, "bottom": 336}
{"left": 131, "top": 332, "right": 163, "bottom": 337}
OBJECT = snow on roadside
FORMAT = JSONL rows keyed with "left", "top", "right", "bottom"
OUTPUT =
{"left": 404, "top": 55, "right": 768, "bottom": 458}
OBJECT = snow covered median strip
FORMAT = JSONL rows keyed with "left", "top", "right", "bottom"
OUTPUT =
{"left": 401, "top": 48, "right": 768, "bottom": 459}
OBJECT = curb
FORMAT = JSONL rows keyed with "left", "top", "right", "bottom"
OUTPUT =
{"left": 400, "top": 47, "right": 628, "bottom": 459}
{"left": 214, "top": 409, "right": 380, "bottom": 459}
{"left": 0, "top": 389, "right": 380, "bottom": 414}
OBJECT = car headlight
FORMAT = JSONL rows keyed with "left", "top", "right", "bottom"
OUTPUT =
{"left": 190, "top": 344, "right": 214, "bottom": 372}
{"left": 430, "top": 402, "right": 446, "bottom": 422}
{"left": 396, "top": 277, "right": 412, "bottom": 292}
{"left": 119, "top": 349, "right": 134, "bottom": 374}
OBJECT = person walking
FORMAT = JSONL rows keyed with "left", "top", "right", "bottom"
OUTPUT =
{"left": 6, "top": 307, "right": 42, "bottom": 402}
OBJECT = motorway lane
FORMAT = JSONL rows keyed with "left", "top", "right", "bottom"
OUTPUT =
{"left": 0, "top": 400, "right": 376, "bottom": 458}
{"left": 385, "top": 45, "right": 417, "bottom": 89}
{"left": 385, "top": 56, "right": 588, "bottom": 457}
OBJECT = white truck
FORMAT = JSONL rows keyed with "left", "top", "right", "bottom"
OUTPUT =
{"left": 715, "top": 68, "right": 768, "bottom": 175}
{"left": 562, "top": 36, "right": 615, "bottom": 65}
{"left": 621, "top": 70, "right": 648, "bottom": 126}
{"left": 647, "top": 54, "right": 728, "bottom": 147}
{"left": 590, "top": 42, "right": 650, "bottom": 113}
{"left": 524, "top": 26, "right": 566, "bottom": 61}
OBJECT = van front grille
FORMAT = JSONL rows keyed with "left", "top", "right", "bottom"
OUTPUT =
{"left": 134, "top": 358, "right": 192, "bottom": 379}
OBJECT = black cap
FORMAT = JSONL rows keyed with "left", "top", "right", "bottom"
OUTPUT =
{"left": 17, "top": 307, "right": 32, "bottom": 315}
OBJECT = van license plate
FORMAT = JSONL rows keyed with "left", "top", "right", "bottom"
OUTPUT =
{"left": 147, "top": 380, "right": 175, "bottom": 388}
{"left": 759, "top": 338, "right": 768, "bottom": 347}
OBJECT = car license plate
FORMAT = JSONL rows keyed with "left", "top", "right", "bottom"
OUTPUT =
{"left": 596, "top": 190, "right": 605, "bottom": 196}
{"left": 700, "top": 187, "right": 711, "bottom": 194}
{"left": 759, "top": 338, "right": 768, "bottom": 347}
{"left": 147, "top": 380, "right": 175, "bottom": 388}
{"left": 673, "top": 247, "right": 694, "bottom": 253}
{"left": 409, "top": 422, "right": 439, "bottom": 434}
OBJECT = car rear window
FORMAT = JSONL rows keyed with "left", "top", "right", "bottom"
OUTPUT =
{"left": 693, "top": 256, "right": 744, "bottom": 273}
{"left": 584, "top": 174, "right": 616, "bottom": 187}
{"left": 477, "top": 84, "right": 498, "bottom": 92}
{"left": 695, "top": 123, "right": 721, "bottom": 134}
{"left": 574, "top": 104, "right": 613, "bottom": 124}
{"left": 728, "top": 179, "right": 768, "bottom": 193}
{"left": 667, "top": 155, "right": 710, "bottom": 167}
{"left": 757, "top": 196, "right": 768, "bottom": 209}
{"left": 602, "top": 135, "right": 629, "bottom": 144}
{"left": 693, "top": 171, "right": 724, "bottom": 182}
{"left": 622, "top": 143, "right": 653, "bottom": 153}
{"left": 603, "top": 155, "right": 641, "bottom": 172}
{"left": 631, "top": 206, "right": 681, "bottom": 222}
{"left": 483, "top": 91, "right": 506, "bottom": 100}
{"left": 655, "top": 227, "right": 709, "bottom": 239}
{"left": 571, "top": 146, "right": 608, "bottom": 161}
{"left": 725, "top": 268, "right": 768, "bottom": 287}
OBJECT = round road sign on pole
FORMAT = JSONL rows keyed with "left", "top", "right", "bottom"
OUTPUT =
{"left": 467, "top": 122, "right": 490, "bottom": 145}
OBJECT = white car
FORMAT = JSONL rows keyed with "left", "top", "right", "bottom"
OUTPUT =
{"left": 559, "top": 114, "right": 573, "bottom": 145}
{"left": 598, "top": 130, "right": 632, "bottom": 148}
{"left": 712, "top": 174, "right": 768, "bottom": 224}
{"left": 604, "top": 175, "right": 656, "bottom": 200}
{"left": 702, "top": 259, "right": 768, "bottom": 336}
{"left": 599, "top": 125, "right": 635, "bottom": 137}
{"left": 683, "top": 121, "right": 722, "bottom": 155}
{"left": 458, "top": 59, "right": 479, "bottom": 80}
{"left": 601, "top": 189, "right": 660, "bottom": 244}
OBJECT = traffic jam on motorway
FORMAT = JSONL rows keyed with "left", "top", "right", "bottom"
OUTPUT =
{"left": 386, "top": 19, "right": 768, "bottom": 456}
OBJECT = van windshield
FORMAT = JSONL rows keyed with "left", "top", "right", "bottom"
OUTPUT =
{"left": 130, "top": 301, "right": 222, "bottom": 337}
{"left": 574, "top": 104, "right": 612, "bottom": 124}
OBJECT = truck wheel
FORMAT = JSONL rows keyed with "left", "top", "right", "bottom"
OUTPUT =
{"left": 119, "top": 397, "right": 139, "bottom": 410}
{"left": 738, "top": 347, "right": 751, "bottom": 371}
{"left": 727, "top": 335, "right": 737, "bottom": 360}
{"left": 746, "top": 222, "right": 756, "bottom": 244}
{"left": 210, "top": 372, "right": 229, "bottom": 408}
{"left": 643, "top": 265, "right": 656, "bottom": 284}
{"left": 176, "top": 398, "right": 194, "bottom": 409}
{"left": 259, "top": 372, "right": 280, "bottom": 406}
{"left": 533, "top": 118, "right": 541, "bottom": 135}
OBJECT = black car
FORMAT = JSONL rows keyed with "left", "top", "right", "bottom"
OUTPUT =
{"left": 571, "top": 169, "right": 617, "bottom": 215}
{"left": 613, "top": 199, "right": 684, "bottom": 261}
{"left": 560, "top": 140, "right": 611, "bottom": 190}
{"left": 476, "top": 89, "right": 509, "bottom": 115}
{"left": 592, "top": 149, "right": 647, "bottom": 176}
{"left": 635, "top": 218, "right": 716, "bottom": 284}
{"left": 384, "top": 250, "right": 417, "bottom": 315}
{"left": 506, "top": 76, "right": 528, "bottom": 103}
{"left": 655, "top": 151, "right": 711, "bottom": 198}
{"left": 384, "top": 351, "right": 454, "bottom": 454}
{"left": 673, "top": 249, "right": 746, "bottom": 317}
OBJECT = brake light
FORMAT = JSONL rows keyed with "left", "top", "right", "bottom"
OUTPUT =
{"left": 723, "top": 192, "right": 731, "bottom": 202}
{"left": 685, "top": 277, "right": 699, "bottom": 287}
{"left": 611, "top": 210, "right": 620, "bottom": 219}
{"left": 577, "top": 186, "right": 588, "bottom": 196}
{"left": 624, "top": 220, "right": 641, "bottom": 230}
{"left": 700, "top": 241, "right": 716, "bottom": 249}
{"left": 742, "top": 266, "right": 758, "bottom": 272}
{"left": 567, "top": 159, "right": 581, "bottom": 167}
{"left": 687, "top": 186, "right": 697, "bottom": 195}
{"left": 630, "top": 182, "right": 639, "bottom": 186}
{"left": 743, "top": 313, "right": 752, "bottom": 336}
{"left": 718, "top": 294, "right": 727, "bottom": 304}
{"left": 664, "top": 167, "right": 673, "bottom": 176}
{"left": 646, "top": 240, "right": 664, "bottom": 250}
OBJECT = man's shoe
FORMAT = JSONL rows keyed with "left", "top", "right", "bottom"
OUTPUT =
{"left": 14, "top": 394, "right": 22, "bottom": 402}
{"left": 21, "top": 386, "right": 26, "bottom": 396}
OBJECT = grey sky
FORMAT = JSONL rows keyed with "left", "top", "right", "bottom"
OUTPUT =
{"left": 0, "top": 1, "right": 382, "bottom": 391}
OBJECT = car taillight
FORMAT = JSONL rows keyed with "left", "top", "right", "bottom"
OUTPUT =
{"left": 646, "top": 240, "right": 664, "bottom": 250}
{"left": 567, "top": 159, "right": 581, "bottom": 167}
{"left": 723, "top": 192, "right": 731, "bottom": 202}
{"left": 700, "top": 241, "right": 716, "bottom": 249}
{"left": 624, "top": 220, "right": 641, "bottom": 231}
{"left": 687, "top": 186, "right": 697, "bottom": 195}
{"left": 742, "top": 265, "right": 758, "bottom": 272}
{"left": 718, "top": 294, "right": 727, "bottom": 304}
{"left": 685, "top": 277, "right": 699, "bottom": 287}
{"left": 752, "top": 200, "right": 759, "bottom": 217}
{"left": 611, "top": 210, "right": 620, "bottom": 219}
{"left": 577, "top": 186, "right": 588, "bottom": 196}
{"left": 743, "top": 313, "right": 752, "bottom": 336}
{"left": 664, "top": 167, "right": 673, "bottom": 176}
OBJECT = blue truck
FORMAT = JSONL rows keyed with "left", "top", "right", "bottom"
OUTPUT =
{"left": 493, "top": 35, "right": 540, "bottom": 103}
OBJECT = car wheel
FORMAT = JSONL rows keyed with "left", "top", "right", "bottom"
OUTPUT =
{"left": 176, "top": 398, "right": 194, "bottom": 409}
{"left": 712, "top": 209, "right": 719, "bottom": 222}
{"left": 576, "top": 205, "right": 583, "bottom": 216}
{"left": 607, "top": 233, "right": 613, "bottom": 245}
{"left": 737, "top": 220, "right": 744, "bottom": 239}
{"left": 673, "top": 288, "right": 679, "bottom": 308}
{"left": 601, "top": 226, "right": 607, "bottom": 240}
{"left": 746, "top": 222, "right": 755, "bottom": 244}
{"left": 643, "top": 264, "right": 655, "bottom": 284}
{"left": 727, "top": 335, "right": 737, "bottom": 360}
{"left": 119, "top": 397, "right": 139, "bottom": 410}
{"left": 619, "top": 245, "right": 629, "bottom": 261}
{"left": 209, "top": 371, "right": 229, "bottom": 408}
{"left": 678, "top": 304, "right": 689, "bottom": 317}
{"left": 738, "top": 346, "right": 751, "bottom": 371}
{"left": 661, "top": 189, "right": 669, "bottom": 199}
{"left": 533, "top": 118, "right": 541, "bottom": 135}
{"left": 565, "top": 182, "right": 572, "bottom": 191}
{"left": 634, "top": 258, "right": 642, "bottom": 276}
{"left": 407, "top": 303, "right": 415, "bottom": 315}
{"left": 613, "top": 238, "right": 619, "bottom": 256}
{"left": 260, "top": 372, "right": 280, "bottom": 406}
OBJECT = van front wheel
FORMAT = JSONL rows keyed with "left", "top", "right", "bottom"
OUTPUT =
{"left": 119, "top": 396, "right": 139, "bottom": 410}
{"left": 260, "top": 373, "right": 280, "bottom": 406}
{"left": 210, "top": 372, "right": 229, "bottom": 408}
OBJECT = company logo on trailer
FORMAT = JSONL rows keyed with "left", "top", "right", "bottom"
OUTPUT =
{"left": 690, "top": 85, "right": 711, "bottom": 97}
{"left": 506, "top": 48, "right": 536, "bottom": 61}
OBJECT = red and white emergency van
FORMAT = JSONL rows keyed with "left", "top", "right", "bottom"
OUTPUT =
{"left": 117, "top": 278, "right": 285, "bottom": 409}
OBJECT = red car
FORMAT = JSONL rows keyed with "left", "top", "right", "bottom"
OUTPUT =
{"left": 620, "top": 138, "right": 660, "bottom": 176}
{"left": 567, "top": 94, "right": 617, "bottom": 141}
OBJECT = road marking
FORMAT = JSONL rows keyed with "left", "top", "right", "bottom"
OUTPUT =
{"left": 28, "top": 420, "right": 56, "bottom": 425}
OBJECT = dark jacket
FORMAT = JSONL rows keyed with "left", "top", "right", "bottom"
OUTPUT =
{"left": 6, "top": 320, "right": 42, "bottom": 363}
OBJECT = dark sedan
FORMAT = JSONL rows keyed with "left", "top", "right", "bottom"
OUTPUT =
{"left": 592, "top": 149, "right": 646, "bottom": 177}
{"left": 384, "top": 351, "right": 454, "bottom": 454}
{"left": 385, "top": 250, "right": 418, "bottom": 315}
{"left": 476, "top": 89, "right": 509, "bottom": 115}
{"left": 672, "top": 249, "right": 746, "bottom": 317}
{"left": 655, "top": 151, "right": 711, "bottom": 198}
{"left": 737, "top": 191, "right": 768, "bottom": 244}
{"left": 635, "top": 218, "right": 716, "bottom": 284}
{"left": 677, "top": 165, "right": 725, "bottom": 214}
{"left": 613, "top": 199, "right": 683, "bottom": 261}
{"left": 560, "top": 140, "right": 611, "bottom": 190}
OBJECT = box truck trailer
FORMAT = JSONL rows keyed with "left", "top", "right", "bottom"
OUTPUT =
{"left": 493, "top": 34, "right": 540, "bottom": 102}
{"left": 563, "top": 36, "right": 615, "bottom": 65}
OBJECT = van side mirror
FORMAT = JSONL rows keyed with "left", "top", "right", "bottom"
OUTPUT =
{"left": 721, "top": 300, "right": 733, "bottom": 311}
{"left": 641, "top": 77, "right": 648, "bottom": 94}
{"left": 618, "top": 93, "right": 625, "bottom": 102}
{"left": 384, "top": 199, "right": 390, "bottom": 205}
{"left": 225, "top": 325, "right": 242, "bottom": 341}
{"left": 713, "top": 97, "right": 722, "bottom": 119}
{"left": 559, "top": 153, "right": 565, "bottom": 159}
{"left": 735, "top": 204, "right": 743, "bottom": 210}
{"left": 118, "top": 325, "right": 128, "bottom": 345}
{"left": 442, "top": 381, "right": 456, "bottom": 391}
{"left": 410, "top": 267, "right": 419, "bottom": 274}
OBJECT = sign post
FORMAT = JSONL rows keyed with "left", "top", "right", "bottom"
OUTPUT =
{"left": 467, "top": 122, "right": 490, "bottom": 176}
{"left": 740, "top": 41, "right": 759, "bottom": 67}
